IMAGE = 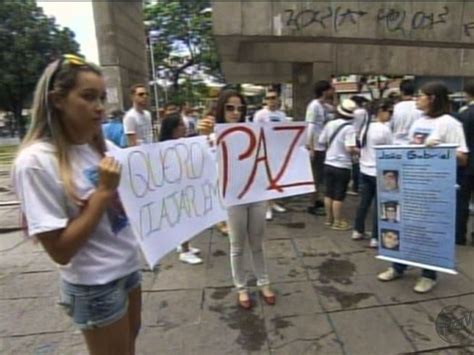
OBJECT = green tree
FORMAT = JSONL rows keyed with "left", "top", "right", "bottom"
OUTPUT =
{"left": 0, "top": 0, "right": 80, "bottom": 137}
{"left": 144, "top": 0, "right": 222, "bottom": 105}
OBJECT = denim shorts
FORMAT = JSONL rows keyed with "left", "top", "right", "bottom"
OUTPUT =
{"left": 58, "top": 271, "right": 141, "bottom": 330}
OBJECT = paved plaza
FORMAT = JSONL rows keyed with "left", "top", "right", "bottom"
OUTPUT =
{"left": 0, "top": 166, "right": 473, "bottom": 355}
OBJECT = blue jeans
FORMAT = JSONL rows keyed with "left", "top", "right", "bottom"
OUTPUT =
{"left": 393, "top": 263, "right": 437, "bottom": 280}
{"left": 353, "top": 173, "right": 378, "bottom": 240}
{"left": 58, "top": 271, "right": 141, "bottom": 330}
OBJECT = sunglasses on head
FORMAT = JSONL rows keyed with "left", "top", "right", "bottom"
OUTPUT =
{"left": 47, "top": 54, "right": 87, "bottom": 92}
{"left": 225, "top": 104, "right": 245, "bottom": 113}
{"left": 45, "top": 54, "right": 88, "bottom": 128}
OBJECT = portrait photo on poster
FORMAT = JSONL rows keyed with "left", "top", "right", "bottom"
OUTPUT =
{"left": 382, "top": 169, "right": 399, "bottom": 192}
{"left": 381, "top": 229, "right": 400, "bottom": 251}
{"left": 381, "top": 200, "right": 400, "bottom": 223}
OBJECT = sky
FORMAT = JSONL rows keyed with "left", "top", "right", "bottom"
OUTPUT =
{"left": 37, "top": 1, "right": 99, "bottom": 63}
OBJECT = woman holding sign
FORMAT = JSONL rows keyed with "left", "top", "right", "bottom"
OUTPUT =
{"left": 378, "top": 82, "right": 468, "bottom": 293}
{"left": 198, "top": 90, "right": 276, "bottom": 309}
{"left": 12, "top": 55, "right": 141, "bottom": 354}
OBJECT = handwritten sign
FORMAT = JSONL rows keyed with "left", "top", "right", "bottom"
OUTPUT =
{"left": 215, "top": 122, "right": 315, "bottom": 207}
{"left": 375, "top": 145, "right": 457, "bottom": 274}
{"left": 110, "top": 136, "right": 227, "bottom": 268}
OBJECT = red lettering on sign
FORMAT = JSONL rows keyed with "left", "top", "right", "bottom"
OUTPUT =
{"left": 217, "top": 126, "right": 256, "bottom": 198}
{"left": 268, "top": 125, "right": 307, "bottom": 191}
{"left": 238, "top": 127, "right": 274, "bottom": 199}
{"left": 217, "top": 124, "right": 313, "bottom": 200}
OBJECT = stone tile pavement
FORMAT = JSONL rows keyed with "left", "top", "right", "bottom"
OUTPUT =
{"left": 0, "top": 190, "right": 473, "bottom": 354}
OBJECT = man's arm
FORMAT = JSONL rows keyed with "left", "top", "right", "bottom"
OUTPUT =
{"left": 126, "top": 134, "right": 137, "bottom": 147}
{"left": 123, "top": 112, "right": 137, "bottom": 147}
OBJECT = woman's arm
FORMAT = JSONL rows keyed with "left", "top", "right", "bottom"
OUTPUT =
{"left": 37, "top": 157, "right": 121, "bottom": 265}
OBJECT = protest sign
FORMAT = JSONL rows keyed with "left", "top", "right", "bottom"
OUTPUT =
{"left": 215, "top": 122, "right": 315, "bottom": 206}
{"left": 110, "top": 136, "right": 227, "bottom": 268}
{"left": 375, "top": 145, "right": 457, "bottom": 274}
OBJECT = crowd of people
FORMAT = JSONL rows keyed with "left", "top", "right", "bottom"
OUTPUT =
{"left": 11, "top": 55, "right": 473, "bottom": 354}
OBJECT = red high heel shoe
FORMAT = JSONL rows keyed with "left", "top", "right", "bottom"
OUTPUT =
{"left": 260, "top": 290, "right": 276, "bottom": 305}
{"left": 237, "top": 292, "right": 252, "bottom": 310}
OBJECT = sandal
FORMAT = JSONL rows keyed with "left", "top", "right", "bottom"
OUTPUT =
{"left": 324, "top": 219, "right": 334, "bottom": 226}
{"left": 331, "top": 220, "right": 351, "bottom": 231}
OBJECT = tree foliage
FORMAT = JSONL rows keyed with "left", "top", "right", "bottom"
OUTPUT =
{"left": 144, "top": 0, "right": 222, "bottom": 104}
{"left": 0, "top": 0, "right": 80, "bottom": 136}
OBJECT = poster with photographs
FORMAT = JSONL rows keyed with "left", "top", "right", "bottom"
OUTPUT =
{"left": 375, "top": 145, "right": 457, "bottom": 274}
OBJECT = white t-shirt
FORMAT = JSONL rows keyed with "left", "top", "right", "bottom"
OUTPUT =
{"left": 352, "top": 108, "right": 369, "bottom": 136}
{"left": 390, "top": 100, "right": 423, "bottom": 145}
{"left": 359, "top": 122, "right": 394, "bottom": 176}
{"left": 408, "top": 114, "right": 468, "bottom": 153}
{"left": 319, "top": 119, "right": 356, "bottom": 169}
{"left": 305, "top": 99, "right": 330, "bottom": 151}
{"left": 253, "top": 108, "right": 287, "bottom": 123}
{"left": 123, "top": 107, "right": 153, "bottom": 145}
{"left": 13, "top": 141, "right": 140, "bottom": 285}
{"left": 182, "top": 115, "right": 197, "bottom": 136}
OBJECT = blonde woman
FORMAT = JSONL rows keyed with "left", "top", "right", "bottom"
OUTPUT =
{"left": 12, "top": 55, "right": 141, "bottom": 354}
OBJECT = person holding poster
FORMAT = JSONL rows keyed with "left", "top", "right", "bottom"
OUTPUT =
{"left": 159, "top": 112, "right": 203, "bottom": 265}
{"left": 456, "top": 81, "right": 474, "bottom": 246}
{"left": 378, "top": 82, "right": 468, "bottom": 293}
{"left": 318, "top": 99, "right": 358, "bottom": 230}
{"left": 352, "top": 99, "right": 394, "bottom": 247}
{"left": 198, "top": 89, "right": 276, "bottom": 310}
{"left": 12, "top": 55, "right": 142, "bottom": 354}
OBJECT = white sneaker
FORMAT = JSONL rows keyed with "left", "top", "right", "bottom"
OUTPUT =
{"left": 179, "top": 252, "right": 203, "bottom": 265}
{"left": 369, "top": 238, "right": 378, "bottom": 248}
{"left": 176, "top": 245, "right": 201, "bottom": 254}
{"left": 413, "top": 277, "right": 436, "bottom": 293}
{"left": 377, "top": 267, "right": 402, "bottom": 281}
{"left": 351, "top": 231, "right": 364, "bottom": 240}
{"left": 266, "top": 209, "right": 273, "bottom": 221}
{"left": 272, "top": 203, "right": 287, "bottom": 213}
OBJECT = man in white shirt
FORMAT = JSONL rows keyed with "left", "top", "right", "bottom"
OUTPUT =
{"left": 123, "top": 84, "right": 153, "bottom": 146}
{"left": 254, "top": 90, "right": 288, "bottom": 123}
{"left": 390, "top": 80, "right": 423, "bottom": 145}
{"left": 306, "top": 80, "right": 335, "bottom": 216}
{"left": 254, "top": 90, "right": 288, "bottom": 220}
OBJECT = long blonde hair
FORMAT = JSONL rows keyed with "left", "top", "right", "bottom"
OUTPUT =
{"left": 19, "top": 57, "right": 106, "bottom": 203}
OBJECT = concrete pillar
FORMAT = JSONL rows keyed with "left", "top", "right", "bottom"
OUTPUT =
{"left": 292, "top": 63, "right": 313, "bottom": 121}
{"left": 92, "top": 2, "right": 148, "bottom": 111}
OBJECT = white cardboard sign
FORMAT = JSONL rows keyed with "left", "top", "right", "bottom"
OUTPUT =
{"left": 110, "top": 136, "right": 227, "bottom": 268}
{"left": 215, "top": 122, "right": 315, "bottom": 207}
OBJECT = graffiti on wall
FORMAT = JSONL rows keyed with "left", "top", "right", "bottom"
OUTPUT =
{"left": 284, "top": 5, "right": 472, "bottom": 38}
